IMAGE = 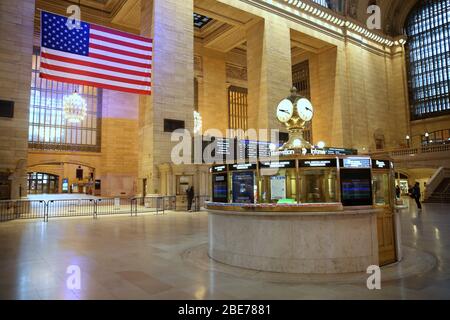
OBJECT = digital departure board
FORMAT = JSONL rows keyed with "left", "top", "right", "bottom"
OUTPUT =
{"left": 212, "top": 173, "right": 228, "bottom": 203}
{"left": 237, "top": 140, "right": 280, "bottom": 160}
{"left": 259, "top": 160, "right": 296, "bottom": 169}
{"left": 322, "top": 148, "right": 357, "bottom": 155}
{"left": 211, "top": 165, "right": 227, "bottom": 173}
{"left": 228, "top": 163, "right": 257, "bottom": 171}
{"left": 340, "top": 169, "right": 373, "bottom": 206}
{"left": 216, "top": 137, "right": 233, "bottom": 158}
{"left": 199, "top": 135, "right": 357, "bottom": 163}
{"left": 372, "top": 159, "right": 391, "bottom": 169}
{"left": 341, "top": 158, "right": 371, "bottom": 169}
{"left": 299, "top": 159, "right": 337, "bottom": 168}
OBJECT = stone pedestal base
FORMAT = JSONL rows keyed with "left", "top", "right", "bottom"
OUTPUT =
{"left": 208, "top": 209, "right": 380, "bottom": 274}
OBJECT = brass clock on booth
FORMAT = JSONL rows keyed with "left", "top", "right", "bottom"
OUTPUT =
{"left": 276, "top": 87, "right": 314, "bottom": 150}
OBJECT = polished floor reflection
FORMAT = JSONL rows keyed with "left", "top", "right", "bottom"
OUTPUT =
{"left": 0, "top": 198, "right": 449, "bottom": 300}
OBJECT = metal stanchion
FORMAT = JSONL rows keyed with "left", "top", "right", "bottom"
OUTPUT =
{"left": 93, "top": 199, "right": 98, "bottom": 219}
{"left": 43, "top": 201, "right": 48, "bottom": 223}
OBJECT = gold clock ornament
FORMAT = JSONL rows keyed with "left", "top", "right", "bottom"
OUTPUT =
{"left": 276, "top": 87, "right": 314, "bottom": 150}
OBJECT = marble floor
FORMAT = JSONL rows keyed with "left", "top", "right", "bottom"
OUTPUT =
{"left": 0, "top": 198, "right": 449, "bottom": 300}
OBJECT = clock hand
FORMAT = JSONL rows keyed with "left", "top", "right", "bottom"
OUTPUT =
{"left": 279, "top": 110, "right": 291, "bottom": 114}
{"left": 305, "top": 107, "right": 312, "bottom": 112}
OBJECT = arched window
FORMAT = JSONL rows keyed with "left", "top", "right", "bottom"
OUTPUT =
{"left": 311, "top": 0, "right": 345, "bottom": 13}
{"left": 29, "top": 48, "right": 102, "bottom": 152}
{"left": 312, "top": 0, "right": 329, "bottom": 7}
{"left": 405, "top": 0, "right": 450, "bottom": 120}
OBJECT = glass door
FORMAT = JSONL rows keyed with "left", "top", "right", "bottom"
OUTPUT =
{"left": 298, "top": 168, "right": 338, "bottom": 203}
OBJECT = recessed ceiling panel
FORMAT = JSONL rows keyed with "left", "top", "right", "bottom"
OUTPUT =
{"left": 194, "top": 13, "right": 213, "bottom": 28}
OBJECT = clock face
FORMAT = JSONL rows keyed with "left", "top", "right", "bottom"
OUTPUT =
{"left": 276, "top": 99, "right": 294, "bottom": 123}
{"left": 296, "top": 98, "right": 314, "bottom": 122}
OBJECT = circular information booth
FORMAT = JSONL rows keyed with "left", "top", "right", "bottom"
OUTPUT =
{"left": 207, "top": 153, "right": 399, "bottom": 274}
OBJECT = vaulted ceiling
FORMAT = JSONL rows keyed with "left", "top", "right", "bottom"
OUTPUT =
{"left": 34, "top": 0, "right": 422, "bottom": 52}
{"left": 345, "top": 0, "right": 420, "bottom": 35}
{"left": 194, "top": 0, "right": 259, "bottom": 53}
{"left": 35, "top": 0, "right": 140, "bottom": 36}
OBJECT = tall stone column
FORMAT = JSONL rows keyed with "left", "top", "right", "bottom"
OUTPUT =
{"left": 202, "top": 56, "right": 228, "bottom": 135}
{"left": 139, "top": 0, "right": 194, "bottom": 195}
{"left": 246, "top": 19, "right": 292, "bottom": 134}
{"left": 0, "top": 0, "right": 35, "bottom": 199}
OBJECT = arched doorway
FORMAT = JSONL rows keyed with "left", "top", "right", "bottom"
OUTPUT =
{"left": 27, "top": 172, "right": 59, "bottom": 194}
{"left": 395, "top": 171, "right": 410, "bottom": 195}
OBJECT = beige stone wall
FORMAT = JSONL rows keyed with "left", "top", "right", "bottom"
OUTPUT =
{"left": 200, "top": 55, "right": 228, "bottom": 135}
{"left": 246, "top": 18, "right": 292, "bottom": 134}
{"left": 194, "top": 44, "right": 248, "bottom": 135}
{"left": 292, "top": 45, "right": 408, "bottom": 151}
{"left": 0, "top": 0, "right": 35, "bottom": 199}
{"left": 139, "top": 0, "right": 195, "bottom": 195}
{"left": 342, "top": 42, "right": 408, "bottom": 151}
{"left": 293, "top": 48, "right": 343, "bottom": 147}
{"left": 100, "top": 90, "right": 139, "bottom": 196}
{"left": 295, "top": 48, "right": 407, "bottom": 152}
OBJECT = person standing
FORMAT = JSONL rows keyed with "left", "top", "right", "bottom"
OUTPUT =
{"left": 396, "top": 185, "right": 401, "bottom": 199}
{"left": 187, "top": 186, "right": 195, "bottom": 212}
{"left": 412, "top": 182, "right": 422, "bottom": 211}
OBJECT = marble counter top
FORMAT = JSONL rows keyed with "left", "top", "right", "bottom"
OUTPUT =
{"left": 206, "top": 202, "right": 383, "bottom": 217}
{"left": 208, "top": 208, "right": 382, "bottom": 217}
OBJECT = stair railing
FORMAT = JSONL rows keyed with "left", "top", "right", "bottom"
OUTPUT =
{"left": 425, "top": 167, "right": 450, "bottom": 201}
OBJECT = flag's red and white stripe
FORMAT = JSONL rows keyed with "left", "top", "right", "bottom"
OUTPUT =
{"left": 40, "top": 24, "right": 152, "bottom": 95}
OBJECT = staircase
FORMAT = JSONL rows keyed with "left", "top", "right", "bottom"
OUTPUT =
{"left": 425, "top": 178, "right": 450, "bottom": 203}
{"left": 424, "top": 168, "right": 450, "bottom": 203}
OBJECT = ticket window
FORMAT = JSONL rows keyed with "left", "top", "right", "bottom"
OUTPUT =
{"left": 259, "top": 168, "right": 297, "bottom": 203}
{"left": 298, "top": 169, "right": 338, "bottom": 203}
{"left": 372, "top": 160, "right": 393, "bottom": 206}
{"left": 177, "top": 175, "right": 193, "bottom": 195}
{"left": 373, "top": 172, "right": 390, "bottom": 206}
{"left": 212, "top": 173, "right": 228, "bottom": 203}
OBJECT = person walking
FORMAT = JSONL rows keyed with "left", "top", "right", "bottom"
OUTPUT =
{"left": 412, "top": 182, "right": 422, "bottom": 211}
{"left": 187, "top": 186, "right": 195, "bottom": 212}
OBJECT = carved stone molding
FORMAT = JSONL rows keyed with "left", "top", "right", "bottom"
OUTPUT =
{"left": 226, "top": 63, "right": 247, "bottom": 81}
{"left": 194, "top": 55, "right": 203, "bottom": 73}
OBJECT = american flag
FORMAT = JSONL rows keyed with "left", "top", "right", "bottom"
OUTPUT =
{"left": 40, "top": 11, "right": 152, "bottom": 95}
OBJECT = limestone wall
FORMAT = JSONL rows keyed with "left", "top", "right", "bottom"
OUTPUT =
{"left": 139, "top": 0, "right": 195, "bottom": 195}
{"left": 0, "top": 0, "right": 35, "bottom": 199}
{"left": 100, "top": 90, "right": 139, "bottom": 197}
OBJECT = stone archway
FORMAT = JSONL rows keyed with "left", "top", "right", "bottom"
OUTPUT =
{"left": 27, "top": 162, "right": 97, "bottom": 195}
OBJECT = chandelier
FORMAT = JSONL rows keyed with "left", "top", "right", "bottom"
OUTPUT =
{"left": 63, "top": 91, "right": 87, "bottom": 123}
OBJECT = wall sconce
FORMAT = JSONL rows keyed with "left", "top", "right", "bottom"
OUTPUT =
{"left": 425, "top": 132, "right": 430, "bottom": 145}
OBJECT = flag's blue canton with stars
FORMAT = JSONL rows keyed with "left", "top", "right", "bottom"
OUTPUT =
{"left": 41, "top": 12, "right": 90, "bottom": 56}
